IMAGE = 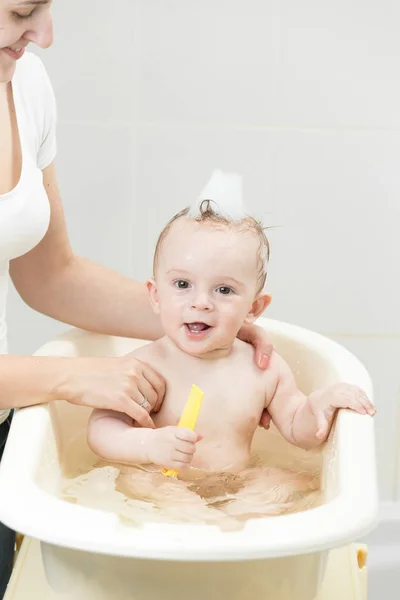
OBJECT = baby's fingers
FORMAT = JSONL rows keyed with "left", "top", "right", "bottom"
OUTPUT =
{"left": 350, "top": 401, "right": 376, "bottom": 417}
{"left": 175, "top": 440, "right": 197, "bottom": 456}
{"left": 346, "top": 390, "right": 376, "bottom": 417}
{"left": 359, "top": 395, "right": 376, "bottom": 417}
{"left": 315, "top": 412, "right": 330, "bottom": 441}
{"left": 175, "top": 428, "right": 200, "bottom": 443}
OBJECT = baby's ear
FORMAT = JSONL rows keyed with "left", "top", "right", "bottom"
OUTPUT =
{"left": 146, "top": 278, "right": 160, "bottom": 314}
{"left": 244, "top": 293, "right": 272, "bottom": 324}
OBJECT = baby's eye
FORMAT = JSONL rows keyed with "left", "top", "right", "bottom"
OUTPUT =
{"left": 216, "top": 286, "right": 234, "bottom": 295}
{"left": 174, "top": 280, "right": 190, "bottom": 289}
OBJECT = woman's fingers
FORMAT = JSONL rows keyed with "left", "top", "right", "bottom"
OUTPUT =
{"left": 138, "top": 361, "right": 166, "bottom": 412}
{"left": 137, "top": 378, "right": 158, "bottom": 411}
{"left": 123, "top": 359, "right": 166, "bottom": 415}
{"left": 237, "top": 323, "right": 273, "bottom": 370}
{"left": 120, "top": 393, "right": 155, "bottom": 428}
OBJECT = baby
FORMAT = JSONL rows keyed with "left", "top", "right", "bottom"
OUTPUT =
{"left": 87, "top": 174, "right": 375, "bottom": 477}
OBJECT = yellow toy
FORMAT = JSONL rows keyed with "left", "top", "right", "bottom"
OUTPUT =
{"left": 162, "top": 384, "right": 204, "bottom": 478}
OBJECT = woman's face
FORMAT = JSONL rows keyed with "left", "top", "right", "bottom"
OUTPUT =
{"left": 0, "top": 0, "right": 53, "bottom": 83}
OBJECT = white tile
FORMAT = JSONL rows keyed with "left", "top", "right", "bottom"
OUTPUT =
{"left": 277, "top": 0, "right": 400, "bottom": 128}
{"left": 130, "top": 124, "right": 277, "bottom": 282}
{"left": 132, "top": 126, "right": 400, "bottom": 335}
{"left": 33, "top": 0, "right": 137, "bottom": 123}
{"left": 134, "top": 0, "right": 280, "bottom": 125}
{"left": 55, "top": 121, "right": 135, "bottom": 275}
{"left": 266, "top": 129, "right": 400, "bottom": 335}
{"left": 33, "top": 0, "right": 400, "bottom": 130}
{"left": 329, "top": 336, "right": 400, "bottom": 501}
{"left": 7, "top": 120, "right": 138, "bottom": 355}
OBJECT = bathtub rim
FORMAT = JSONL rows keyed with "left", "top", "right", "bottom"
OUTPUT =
{"left": 0, "top": 318, "right": 379, "bottom": 561}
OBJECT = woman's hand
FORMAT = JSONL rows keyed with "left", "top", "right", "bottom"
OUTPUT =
{"left": 56, "top": 357, "right": 166, "bottom": 428}
{"left": 237, "top": 323, "right": 273, "bottom": 369}
{"left": 237, "top": 323, "right": 273, "bottom": 430}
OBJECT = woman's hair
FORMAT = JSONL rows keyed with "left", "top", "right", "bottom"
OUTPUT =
{"left": 153, "top": 200, "right": 270, "bottom": 294}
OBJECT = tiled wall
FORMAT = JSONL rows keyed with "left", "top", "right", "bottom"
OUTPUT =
{"left": 7, "top": 0, "right": 400, "bottom": 499}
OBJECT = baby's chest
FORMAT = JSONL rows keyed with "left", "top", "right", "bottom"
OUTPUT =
{"left": 154, "top": 376, "right": 266, "bottom": 433}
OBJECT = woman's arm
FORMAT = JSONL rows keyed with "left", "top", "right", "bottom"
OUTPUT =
{"left": 10, "top": 163, "right": 163, "bottom": 341}
{"left": 10, "top": 163, "right": 273, "bottom": 367}
{"left": 0, "top": 353, "right": 165, "bottom": 427}
{"left": 0, "top": 354, "right": 72, "bottom": 409}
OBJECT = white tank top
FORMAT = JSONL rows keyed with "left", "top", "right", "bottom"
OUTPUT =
{"left": 0, "top": 52, "right": 56, "bottom": 424}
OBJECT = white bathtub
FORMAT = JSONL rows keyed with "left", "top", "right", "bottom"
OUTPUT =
{"left": 0, "top": 318, "right": 378, "bottom": 600}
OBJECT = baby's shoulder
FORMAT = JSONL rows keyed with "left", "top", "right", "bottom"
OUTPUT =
{"left": 125, "top": 339, "right": 161, "bottom": 362}
{"left": 125, "top": 337, "right": 172, "bottom": 371}
{"left": 232, "top": 339, "right": 257, "bottom": 360}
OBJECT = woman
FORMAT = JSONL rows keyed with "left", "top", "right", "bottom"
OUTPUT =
{"left": 0, "top": 1, "right": 272, "bottom": 596}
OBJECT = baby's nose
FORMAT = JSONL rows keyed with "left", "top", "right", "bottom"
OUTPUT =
{"left": 190, "top": 293, "right": 213, "bottom": 311}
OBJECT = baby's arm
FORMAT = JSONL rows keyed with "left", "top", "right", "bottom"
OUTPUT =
{"left": 266, "top": 353, "right": 375, "bottom": 450}
{"left": 88, "top": 410, "right": 150, "bottom": 464}
{"left": 87, "top": 409, "right": 200, "bottom": 470}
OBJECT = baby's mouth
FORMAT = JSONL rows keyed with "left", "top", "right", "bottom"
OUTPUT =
{"left": 185, "top": 322, "right": 211, "bottom": 334}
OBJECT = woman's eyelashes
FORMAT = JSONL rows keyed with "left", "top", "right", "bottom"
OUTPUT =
{"left": 12, "top": 10, "right": 36, "bottom": 21}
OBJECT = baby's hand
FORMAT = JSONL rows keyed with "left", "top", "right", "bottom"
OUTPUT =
{"left": 145, "top": 427, "right": 201, "bottom": 470}
{"left": 310, "top": 383, "right": 375, "bottom": 440}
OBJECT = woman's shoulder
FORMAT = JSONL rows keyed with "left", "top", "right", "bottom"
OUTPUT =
{"left": 14, "top": 51, "right": 50, "bottom": 90}
{"left": 13, "top": 52, "right": 57, "bottom": 169}
{"left": 13, "top": 51, "right": 55, "bottom": 117}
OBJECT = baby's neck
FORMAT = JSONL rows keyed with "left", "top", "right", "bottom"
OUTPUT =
{"left": 162, "top": 336, "right": 236, "bottom": 362}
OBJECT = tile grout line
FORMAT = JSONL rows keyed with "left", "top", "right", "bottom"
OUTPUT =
{"left": 55, "top": 120, "right": 400, "bottom": 135}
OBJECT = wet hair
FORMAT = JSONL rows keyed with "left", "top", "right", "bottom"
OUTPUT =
{"left": 153, "top": 200, "right": 270, "bottom": 294}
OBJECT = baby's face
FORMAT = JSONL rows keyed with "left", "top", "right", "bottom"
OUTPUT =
{"left": 149, "top": 219, "right": 268, "bottom": 359}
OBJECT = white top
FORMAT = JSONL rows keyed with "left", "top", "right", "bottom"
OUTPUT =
{"left": 0, "top": 52, "right": 56, "bottom": 425}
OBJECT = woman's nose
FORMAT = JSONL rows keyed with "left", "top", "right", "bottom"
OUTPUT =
{"left": 24, "top": 14, "right": 54, "bottom": 49}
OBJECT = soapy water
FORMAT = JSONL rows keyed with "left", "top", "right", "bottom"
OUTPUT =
{"left": 60, "top": 452, "right": 321, "bottom": 532}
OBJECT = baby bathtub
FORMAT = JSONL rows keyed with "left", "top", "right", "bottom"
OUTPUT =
{"left": 0, "top": 318, "right": 378, "bottom": 600}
